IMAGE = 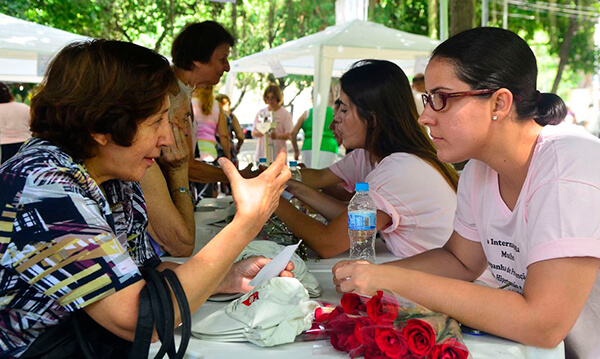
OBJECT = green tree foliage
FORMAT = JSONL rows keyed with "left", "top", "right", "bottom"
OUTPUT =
{"left": 1, "top": 0, "right": 597, "bottom": 105}
{"left": 486, "top": 0, "right": 599, "bottom": 96}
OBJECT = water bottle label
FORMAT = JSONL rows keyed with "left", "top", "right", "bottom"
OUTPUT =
{"left": 348, "top": 211, "right": 376, "bottom": 230}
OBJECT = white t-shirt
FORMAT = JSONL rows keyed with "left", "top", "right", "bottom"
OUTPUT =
{"left": 0, "top": 102, "right": 31, "bottom": 144}
{"left": 330, "top": 149, "right": 457, "bottom": 258}
{"left": 454, "top": 124, "right": 600, "bottom": 359}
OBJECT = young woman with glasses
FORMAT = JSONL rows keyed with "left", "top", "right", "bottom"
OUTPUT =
{"left": 334, "top": 27, "right": 600, "bottom": 358}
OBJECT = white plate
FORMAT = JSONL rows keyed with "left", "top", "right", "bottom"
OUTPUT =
{"left": 207, "top": 292, "right": 243, "bottom": 302}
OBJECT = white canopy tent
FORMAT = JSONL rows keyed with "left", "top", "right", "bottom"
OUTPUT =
{"left": 225, "top": 19, "right": 439, "bottom": 167}
{"left": 0, "top": 13, "right": 88, "bottom": 83}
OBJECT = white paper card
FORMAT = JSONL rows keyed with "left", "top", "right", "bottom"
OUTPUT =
{"left": 248, "top": 241, "right": 301, "bottom": 287}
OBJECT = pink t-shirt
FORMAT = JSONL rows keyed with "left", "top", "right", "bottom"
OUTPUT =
{"left": 454, "top": 124, "right": 600, "bottom": 358}
{"left": 194, "top": 100, "right": 220, "bottom": 143}
{"left": 0, "top": 102, "right": 31, "bottom": 144}
{"left": 330, "top": 149, "right": 457, "bottom": 258}
{"left": 253, "top": 107, "right": 293, "bottom": 162}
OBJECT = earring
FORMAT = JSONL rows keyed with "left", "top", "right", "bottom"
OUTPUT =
{"left": 492, "top": 115, "right": 498, "bottom": 121}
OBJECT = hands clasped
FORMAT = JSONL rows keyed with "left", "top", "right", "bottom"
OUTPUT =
{"left": 332, "top": 259, "right": 380, "bottom": 297}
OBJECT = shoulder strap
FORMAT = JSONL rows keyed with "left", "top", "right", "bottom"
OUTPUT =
{"left": 162, "top": 269, "right": 191, "bottom": 359}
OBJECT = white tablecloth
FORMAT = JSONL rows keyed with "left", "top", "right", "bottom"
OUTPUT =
{"left": 150, "top": 212, "right": 565, "bottom": 358}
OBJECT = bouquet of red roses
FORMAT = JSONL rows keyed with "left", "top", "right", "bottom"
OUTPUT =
{"left": 313, "top": 291, "right": 470, "bottom": 359}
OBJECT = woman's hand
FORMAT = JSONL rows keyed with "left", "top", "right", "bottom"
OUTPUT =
{"left": 215, "top": 256, "right": 295, "bottom": 294}
{"left": 219, "top": 150, "right": 291, "bottom": 231}
{"left": 158, "top": 122, "right": 190, "bottom": 170}
{"left": 332, "top": 259, "right": 380, "bottom": 296}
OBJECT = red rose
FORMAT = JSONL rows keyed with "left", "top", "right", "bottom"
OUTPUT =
{"left": 402, "top": 319, "right": 436, "bottom": 357}
{"left": 314, "top": 306, "right": 335, "bottom": 324}
{"left": 375, "top": 327, "right": 409, "bottom": 359}
{"left": 328, "top": 313, "right": 359, "bottom": 352}
{"left": 359, "top": 326, "right": 388, "bottom": 359}
{"left": 354, "top": 316, "right": 375, "bottom": 345}
{"left": 429, "top": 338, "right": 469, "bottom": 359}
{"left": 366, "top": 291, "right": 399, "bottom": 324}
{"left": 341, "top": 293, "right": 364, "bottom": 315}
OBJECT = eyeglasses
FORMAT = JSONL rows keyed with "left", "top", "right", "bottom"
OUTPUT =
{"left": 421, "top": 89, "right": 498, "bottom": 112}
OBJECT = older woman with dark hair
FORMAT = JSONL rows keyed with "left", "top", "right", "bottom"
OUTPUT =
{"left": 0, "top": 39, "right": 291, "bottom": 358}
{"left": 0, "top": 82, "right": 31, "bottom": 164}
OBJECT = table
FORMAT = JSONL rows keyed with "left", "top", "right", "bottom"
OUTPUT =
{"left": 149, "top": 213, "right": 565, "bottom": 358}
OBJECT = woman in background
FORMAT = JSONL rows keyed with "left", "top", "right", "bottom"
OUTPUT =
{"left": 252, "top": 84, "right": 293, "bottom": 163}
{"left": 291, "top": 102, "right": 339, "bottom": 169}
{"left": 192, "top": 85, "right": 230, "bottom": 163}
{"left": 0, "top": 82, "right": 31, "bottom": 164}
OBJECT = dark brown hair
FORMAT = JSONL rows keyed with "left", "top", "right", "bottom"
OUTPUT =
{"left": 171, "top": 21, "right": 234, "bottom": 71}
{"left": 30, "top": 39, "right": 177, "bottom": 159}
{"left": 341, "top": 60, "right": 459, "bottom": 191}
{"left": 0, "top": 82, "right": 13, "bottom": 103}
{"left": 431, "top": 27, "right": 566, "bottom": 126}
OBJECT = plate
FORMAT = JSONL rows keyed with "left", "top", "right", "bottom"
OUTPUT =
{"left": 207, "top": 292, "right": 243, "bottom": 302}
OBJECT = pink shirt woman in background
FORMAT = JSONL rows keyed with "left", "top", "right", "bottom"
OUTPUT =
{"left": 192, "top": 85, "right": 230, "bottom": 163}
{"left": 0, "top": 82, "right": 31, "bottom": 164}
{"left": 251, "top": 84, "right": 293, "bottom": 163}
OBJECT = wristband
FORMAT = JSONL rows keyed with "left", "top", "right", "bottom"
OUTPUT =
{"left": 171, "top": 186, "right": 194, "bottom": 202}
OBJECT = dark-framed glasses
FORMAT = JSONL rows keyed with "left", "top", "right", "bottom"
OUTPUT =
{"left": 422, "top": 89, "right": 498, "bottom": 111}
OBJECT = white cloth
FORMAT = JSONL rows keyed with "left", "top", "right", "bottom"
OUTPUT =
{"left": 236, "top": 241, "right": 322, "bottom": 297}
{"left": 192, "top": 277, "right": 318, "bottom": 347}
{"left": 0, "top": 102, "right": 31, "bottom": 144}
{"left": 454, "top": 124, "right": 600, "bottom": 359}
{"left": 329, "top": 149, "right": 457, "bottom": 258}
{"left": 253, "top": 107, "right": 293, "bottom": 162}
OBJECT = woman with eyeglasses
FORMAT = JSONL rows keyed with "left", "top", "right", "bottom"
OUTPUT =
{"left": 333, "top": 27, "right": 600, "bottom": 358}
{"left": 275, "top": 59, "right": 460, "bottom": 261}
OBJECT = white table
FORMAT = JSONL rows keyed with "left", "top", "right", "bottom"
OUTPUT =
{"left": 149, "top": 213, "right": 565, "bottom": 358}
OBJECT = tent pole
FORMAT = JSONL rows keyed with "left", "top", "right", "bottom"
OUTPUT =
{"left": 439, "top": 0, "right": 449, "bottom": 41}
{"left": 312, "top": 47, "right": 334, "bottom": 169}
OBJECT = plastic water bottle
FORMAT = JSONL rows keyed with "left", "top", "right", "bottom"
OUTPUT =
{"left": 289, "top": 161, "right": 301, "bottom": 181}
{"left": 289, "top": 161, "right": 306, "bottom": 212}
{"left": 258, "top": 157, "right": 267, "bottom": 170}
{"left": 347, "top": 182, "right": 376, "bottom": 262}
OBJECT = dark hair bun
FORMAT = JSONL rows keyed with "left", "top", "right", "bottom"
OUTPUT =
{"left": 535, "top": 92, "right": 567, "bottom": 126}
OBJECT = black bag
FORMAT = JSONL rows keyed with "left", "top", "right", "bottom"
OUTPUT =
{"left": 21, "top": 268, "right": 191, "bottom": 359}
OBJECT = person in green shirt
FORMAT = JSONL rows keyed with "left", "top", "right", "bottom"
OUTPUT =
{"left": 291, "top": 106, "right": 339, "bottom": 168}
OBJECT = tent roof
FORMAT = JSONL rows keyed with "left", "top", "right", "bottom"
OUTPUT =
{"left": 230, "top": 19, "right": 438, "bottom": 76}
{"left": 0, "top": 13, "right": 88, "bottom": 83}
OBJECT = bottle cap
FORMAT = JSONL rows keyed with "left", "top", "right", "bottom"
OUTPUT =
{"left": 259, "top": 158, "right": 267, "bottom": 164}
{"left": 355, "top": 182, "right": 369, "bottom": 191}
{"left": 289, "top": 161, "right": 298, "bottom": 167}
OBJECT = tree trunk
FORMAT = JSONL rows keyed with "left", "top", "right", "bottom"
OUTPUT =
{"left": 449, "top": 0, "right": 474, "bottom": 36}
{"left": 551, "top": 16, "right": 577, "bottom": 93}
{"left": 428, "top": 0, "right": 439, "bottom": 39}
